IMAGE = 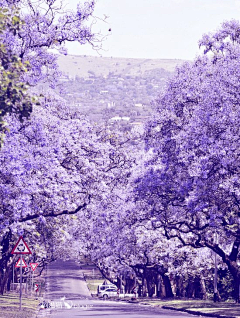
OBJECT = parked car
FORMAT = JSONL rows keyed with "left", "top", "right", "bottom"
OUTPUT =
{"left": 98, "top": 287, "right": 118, "bottom": 299}
{"left": 97, "top": 284, "right": 117, "bottom": 295}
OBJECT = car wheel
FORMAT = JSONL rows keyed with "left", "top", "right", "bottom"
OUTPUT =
{"left": 103, "top": 294, "right": 108, "bottom": 300}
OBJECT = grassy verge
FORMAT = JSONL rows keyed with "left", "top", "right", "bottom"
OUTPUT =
{"left": 81, "top": 265, "right": 112, "bottom": 295}
{"left": 86, "top": 277, "right": 117, "bottom": 294}
{"left": 142, "top": 299, "right": 240, "bottom": 318}
{"left": 86, "top": 279, "right": 105, "bottom": 293}
{"left": 0, "top": 293, "right": 39, "bottom": 318}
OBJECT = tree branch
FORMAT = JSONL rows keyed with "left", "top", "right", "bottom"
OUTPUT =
{"left": 18, "top": 194, "right": 91, "bottom": 223}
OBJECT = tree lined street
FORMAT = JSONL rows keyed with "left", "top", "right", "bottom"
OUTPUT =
{"left": 0, "top": 0, "right": 240, "bottom": 316}
{"left": 37, "top": 260, "right": 196, "bottom": 318}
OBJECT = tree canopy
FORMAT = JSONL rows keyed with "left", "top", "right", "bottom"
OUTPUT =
{"left": 0, "top": 0, "right": 103, "bottom": 293}
{"left": 0, "top": 0, "right": 99, "bottom": 143}
{"left": 134, "top": 19, "right": 240, "bottom": 300}
{"left": 1, "top": 3, "right": 240, "bottom": 302}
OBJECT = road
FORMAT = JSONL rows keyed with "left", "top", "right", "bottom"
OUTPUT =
{"left": 37, "top": 260, "right": 198, "bottom": 318}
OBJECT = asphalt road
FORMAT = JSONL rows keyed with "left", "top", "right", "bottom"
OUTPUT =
{"left": 37, "top": 260, "right": 197, "bottom": 318}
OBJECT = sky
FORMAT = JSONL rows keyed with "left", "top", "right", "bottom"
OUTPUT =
{"left": 66, "top": 0, "right": 240, "bottom": 60}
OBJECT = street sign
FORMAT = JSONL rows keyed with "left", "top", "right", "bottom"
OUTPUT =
{"left": 11, "top": 237, "right": 33, "bottom": 310}
{"left": 34, "top": 284, "right": 39, "bottom": 292}
{"left": 15, "top": 257, "right": 27, "bottom": 268}
{"left": 30, "top": 263, "right": 39, "bottom": 272}
{"left": 11, "top": 236, "right": 32, "bottom": 255}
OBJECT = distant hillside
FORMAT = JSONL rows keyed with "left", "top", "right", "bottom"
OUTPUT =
{"left": 55, "top": 55, "right": 186, "bottom": 128}
{"left": 57, "top": 55, "right": 184, "bottom": 79}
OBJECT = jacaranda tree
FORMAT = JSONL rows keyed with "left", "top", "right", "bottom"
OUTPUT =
{"left": 1, "top": 0, "right": 97, "bottom": 85}
{"left": 0, "top": 0, "right": 98, "bottom": 143}
{"left": 135, "top": 20, "right": 240, "bottom": 301}
{"left": 0, "top": 0, "right": 103, "bottom": 293}
{"left": 0, "top": 90, "right": 140, "bottom": 293}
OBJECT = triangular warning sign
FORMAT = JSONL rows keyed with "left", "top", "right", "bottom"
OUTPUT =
{"left": 11, "top": 236, "right": 32, "bottom": 254}
{"left": 30, "top": 263, "right": 39, "bottom": 271}
{"left": 15, "top": 257, "right": 28, "bottom": 268}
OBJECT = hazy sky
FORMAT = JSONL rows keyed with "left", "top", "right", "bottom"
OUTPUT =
{"left": 66, "top": 0, "right": 240, "bottom": 60}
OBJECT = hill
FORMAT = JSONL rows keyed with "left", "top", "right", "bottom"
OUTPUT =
{"left": 57, "top": 55, "right": 184, "bottom": 79}
{"left": 55, "top": 55, "right": 185, "bottom": 128}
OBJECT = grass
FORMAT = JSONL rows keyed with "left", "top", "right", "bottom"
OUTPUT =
{"left": 86, "top": 279, "right": 105, "bottom": 293}
{"left": 142, "top": 299, "right": 240, "bottom": 318}
{"left": 0, "top": 293, "right": 39, "bottom": 318}
{"left": 86, "top": 278, "right": 117, "bottom": 294}
{"left": 82, "top": 266, "right": 107, "bottom": 294}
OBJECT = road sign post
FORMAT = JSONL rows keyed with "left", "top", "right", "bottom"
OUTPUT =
{"left": 30, "top": 263, "right": 38, "bottom": 295}
{"left": 11, "top": 236, "right": 32, "bottom": 310}
{"left": 31, "top": 271, "right": 33, "bottom": 295}
{"left": 20, "top": 255, "right": 22, "bottom": 308}
{"left": 34, "top": 283, "right": 39, "bottom": 297}
{"left": 15, "top": 256, "right": 28, "bottom": 308}
{"left": 12, "top": 263, "right": 14, "bottom": 292}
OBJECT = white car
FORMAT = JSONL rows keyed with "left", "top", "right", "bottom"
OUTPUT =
{"left": 98, "top": 287, "right": 118, "bottom": 299}
{"left": 97, "top": 284, "right": 117, "bottom": 295}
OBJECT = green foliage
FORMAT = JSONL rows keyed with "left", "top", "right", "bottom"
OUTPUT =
{"left": 0, "top": 8, "right": 37, "bottom": 146}
{"left": 217, "top": 269, "right": 235, "bottom": 301}
{"left": 205, "top": 269, "right": 235, "bottom": 301}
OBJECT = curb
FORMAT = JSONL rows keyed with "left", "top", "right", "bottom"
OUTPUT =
{"left": 162, "top": 306, "right": 236, "bottom": 318}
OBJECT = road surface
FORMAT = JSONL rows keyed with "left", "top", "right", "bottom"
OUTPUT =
{"left": 37, "top": 260, "right": 198, "bottom": 318}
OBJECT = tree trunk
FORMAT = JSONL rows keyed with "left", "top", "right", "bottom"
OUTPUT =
{"left": 233, "top": 275, "right": 240, "bottom": 303}
{"left": 6, "top": 269, "right": 12, "bottom": 292}
{"left": 175, "top": 275, "right": 185, "bottom": 297}
{"left": 142, "top": 276, "right": 147, "bottom": 297}
{"left": 194, "top": 276, "right": 203, "bottom": 299}
{"left": 156, "top": 274, "right": 163, "bottom": 298}
{"left": 199, "top": 275, "right": 207, "bottom": 300}
{"left": 186, "top": 276, "right": 195, "bottom": 298}
{"left": 0, "top": 267, "right": 11, "bottom": 295}
{"left": 0, "top": 231, "right": 13, "bottom": 295}
{"left": 146, "top": 273, "right": 155, "bottom": 297}
{"left": 125, "top": 277, "right": 135, "bottom": 294}
{"left": 162, "top": 274, "right": 174, "bottom": 298}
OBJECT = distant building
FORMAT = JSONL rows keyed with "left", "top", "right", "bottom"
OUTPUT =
{"left": 110, "top": 116, "right": 122, "bottom": 121}
{"left": 59, "top": 75, "right": 70, "bottom": 82}
{"left": 130, "top": 121, "right": 143, "bottom": 126}
{"left": 110, "top": 116, "right": 130, "bottom": 122}
{"left": 107, "top": 102, "right": 115, "bottom": 108}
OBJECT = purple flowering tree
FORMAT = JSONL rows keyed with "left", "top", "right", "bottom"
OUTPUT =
{"left": 0, "top": 90, "right": 139, "bottom": 293}
{"left": 1, "top": 0, "right": 98, "bottom": 85}
{"left": 0, "top": 0, "right": 109, "bottom": 294}
{"left": 136, "top": 20, "right": 240, "bottom": 301}
{"left": 78, "top": 191, "right": 214, "bottom": 298}
{"left": 0, "top": 0, "right": 100, "bottom": 144}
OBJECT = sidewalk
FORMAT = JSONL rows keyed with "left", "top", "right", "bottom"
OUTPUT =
{"left": 131, "top": 298, "right": 240, "bottom": 318}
